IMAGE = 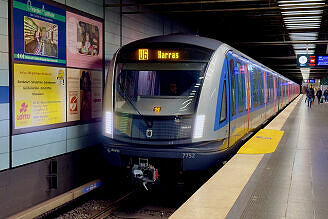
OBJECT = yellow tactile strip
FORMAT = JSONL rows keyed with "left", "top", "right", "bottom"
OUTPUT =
{"left": 237, "top": 129, "right": 284, "bottom": 154}
{"left": 169, "top": 95, "right": 303, "bottom": 219}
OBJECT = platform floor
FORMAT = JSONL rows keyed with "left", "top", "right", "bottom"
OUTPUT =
{"left": 171, "top": 95, "right": 328, "bottom": 219}
{"left": 227, "top": 96, "right": 328, "bottom": 219}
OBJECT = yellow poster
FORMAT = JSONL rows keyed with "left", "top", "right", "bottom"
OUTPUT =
{"left": 14, "top": 64, "right": 66, "bottom": 129}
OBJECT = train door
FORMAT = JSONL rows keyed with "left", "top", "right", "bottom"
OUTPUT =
{"left": 274, "top": 75, "right": 277, "bottom": 113}
{"left": 277, "top": 77, "right": 280, "bottom": 111}
{"left": 227, "top": 53, "right": 239, "bottom": 147}
{"left": 214, "top": 56, "right": 230, "bottom": 150}
{"left": 263, "top": 72, "right": 267, "bottom": 120}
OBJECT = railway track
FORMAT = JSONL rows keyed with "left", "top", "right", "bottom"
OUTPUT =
{"left": 90, "top": 191, "right": 135, "bottom": 219}
{"left": 40, "top": 179, "right": 203, "bottom": 219}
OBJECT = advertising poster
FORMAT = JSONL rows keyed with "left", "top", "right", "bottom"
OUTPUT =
{"left": 14, "top": 64, "right": 66, "bottom": 129}
{"left": 67, "top": 68, "right": 102, "bottom": 122}
{"left": 13, "top": 0, "right": 66, "bottom": 65}
{"left": 66, "top": 11, "right": 103, "bottom": 70}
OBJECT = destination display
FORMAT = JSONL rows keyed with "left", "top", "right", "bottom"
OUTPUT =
{"left": 13, "top": 0, "right": 66, "bottom": 65}
{"left": 14, "top": 64, "right": 66, "bottom": 129}
{"left": 138, "top": 49, "right": 180, "bottom": 61}
{"left": 118, "top": 45, "right": 213, "bottom": 62}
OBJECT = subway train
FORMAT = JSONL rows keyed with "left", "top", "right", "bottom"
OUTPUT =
{"left": 103, "top": 34, "right": 299, "bottom": 186}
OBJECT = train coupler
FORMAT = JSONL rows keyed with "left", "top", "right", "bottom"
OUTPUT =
{"left": 132, "top": 158, "right": 159, "bottom": 190}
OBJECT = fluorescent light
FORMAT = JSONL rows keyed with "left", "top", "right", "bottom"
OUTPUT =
{"left": 282, "top": 10, "right": 323, "bottom": 15}
{"left": 287, "top": 26, "right": 320, "bottom": 29}
{"left": 285, "top": 20, "right": 321, "bottom": 24}
{"left": 284, "top": 16, "right": 322, "bottom": 20}
{"left": 293, "top": 45, "right": 316, "bottom": 50}
{"left": 294, "top": 50, "right": 315, "bottom": 54}
{"left": 284, "top": 17, "right": 321, "bottom": 21}
{"left": 285, "top": 23, "right": 320, "bottom": 26}
{"left": 105, "top": 112, "right": 113, "bottom": 136}
{"left": 280, "top": 6, "right": 324, "bottom": 10}
{"left": 279, "top": 2, "right": 325, "bottom": 6}
{"left": 193, "top": 115, "right": 205, "bottom": 139}
{"left": 278, "top": 0, "right": 325, "bottom": 3}
{"left": 293, "top": 44, "right": 315, "bottom": 49}
{"left": 289, "top": 32, "right": 318, "bottom": 36}
{"left": 286, "top": 25, "right": 320, "bottom": 28}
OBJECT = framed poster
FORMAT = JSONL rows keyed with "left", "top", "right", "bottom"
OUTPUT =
{"left": 13, "top": 0, "right": 66, "bottom": 65}
{"left": 66, "top": 11, "right": 103, "bottom": 70}
{"left": 67, "top": 68, "right": 102, "bottom": 122}
{"left": 14, "top": 63, "right": 66, "bottom": 129}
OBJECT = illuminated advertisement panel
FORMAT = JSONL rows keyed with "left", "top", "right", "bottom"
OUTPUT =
{"left": 14, "top": 64, "right": 66, "bottom": 129}
{"left": 66, "top": 11, "right": 103, "bottom": 70}
{"left": 13, "top": 0, "right": 66, "bottom": 65}
{"left": 67, "top": 68, "right": 102, "bottom": 122}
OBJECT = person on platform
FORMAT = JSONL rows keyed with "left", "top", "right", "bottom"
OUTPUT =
{"left": 324, "top": 88, "right": 328, "bottom": 103}
{"left": 307, "top": 85, "right": 315, "bottom": 108}
{"left": 316, "top": 88, "right": 323, "bottom": 104}
{"left": 305, "top": 86, "right": 309, "bottom": 103}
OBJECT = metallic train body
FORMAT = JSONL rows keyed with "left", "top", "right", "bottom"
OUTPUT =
{"left": 103, "top": 35, "right": 299, "bottom": 182}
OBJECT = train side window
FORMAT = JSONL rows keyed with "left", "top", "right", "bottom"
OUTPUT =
{"left": 251, "top": 65, "right": 258, "bottom": 108}
{"left": 230, "top": 59, "right": 236, "bottom": 116}
{"left": 237, "top": 62, "right": 244, "bottom": 113}
{"left": 258, "top": 69, "right": 264, "bottom": 105}
{"left": 268, "top": 73, "right": 272, "bottom": 103}
{"left": 277, "top": 78, "right": 280, "bottom": 97}
{"left": 220, "top": 81, "right": 227, "bottom": 122}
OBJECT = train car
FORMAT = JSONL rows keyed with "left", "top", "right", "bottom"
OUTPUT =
{"left": 103, "top": 34, "right": 299, "bottom": 186}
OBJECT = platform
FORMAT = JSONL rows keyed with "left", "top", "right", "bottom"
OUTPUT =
{"left": 170, "top": 95, "right": 328, "bottom": 219}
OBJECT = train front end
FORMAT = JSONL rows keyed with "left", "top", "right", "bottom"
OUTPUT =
{"left": 103, "top": 38, "right": 224, "bottom": 185}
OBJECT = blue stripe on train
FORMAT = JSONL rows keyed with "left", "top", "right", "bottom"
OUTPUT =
{"left": 0, "top": 86, "right": 9, "bottom": 103}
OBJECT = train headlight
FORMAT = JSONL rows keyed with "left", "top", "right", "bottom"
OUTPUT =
{"left": 105, "top": 111, "right": 113, "bottom": 137}
{"left": 193, "top": 115, "right": 205, "bottom": 139}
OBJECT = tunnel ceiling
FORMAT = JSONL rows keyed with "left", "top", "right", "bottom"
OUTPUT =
{"left": 106, "top": 0, "right": 328, "bottom": 84}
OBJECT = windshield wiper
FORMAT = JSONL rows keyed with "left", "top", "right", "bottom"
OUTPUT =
{"left": 118, "top": 84, "right": 152, "bottom": 128}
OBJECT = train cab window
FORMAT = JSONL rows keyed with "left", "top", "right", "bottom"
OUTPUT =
{"left": 220, "top": 81, "right": 227, "bottom": 122}
{"left": 230, "top": 59, "right": 237, "bottom": 116}
{"left": 258, "top": 69, "right": 264, "bottom": 105}
{"left": 237, "top": 62, "right": 244, "bottom": 113}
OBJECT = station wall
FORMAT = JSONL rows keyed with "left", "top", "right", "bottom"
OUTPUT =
{"left": 0, "top": 0, "right": 9, "bottom": 171}
{"left": 1, "top": 0, "right": 190, "bottom": 170}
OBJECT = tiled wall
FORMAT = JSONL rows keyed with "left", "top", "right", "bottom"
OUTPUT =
{"left": 104, "top": 0, "right": 191, "bottom": 61}
{"left": 10, "top": 0, "right": 104, "bottom": 168}
{"left": 0, "top": 0, "right": 9, "bottom": 171}
{"left": 2, "top": 0, "right": 191, "bottom": 169}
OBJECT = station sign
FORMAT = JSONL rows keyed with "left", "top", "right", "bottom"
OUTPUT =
{"left": 297, "top": 54, "right": 328, "bottom": 68}
{"left": 303, "top": 79, "right": 315, "bottom": 84}
{"left": 297, "top": 55, "right": 316, "bottom": 68}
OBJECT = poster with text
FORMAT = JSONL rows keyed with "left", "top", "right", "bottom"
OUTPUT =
{"left": 13, "top": 0, "right": 66, "bottom": 65}
{"left": 67, "top": 68, "right": 102, "bottom": 122}
{"left": 66, "top": 11, "right": 103, "bottom": 70}
{"left": 14, "top": 64, "right": 66, "bottom": 129}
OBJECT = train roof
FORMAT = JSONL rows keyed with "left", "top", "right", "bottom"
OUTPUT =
{"left": 124, "top": 34, "right": 223, "bottom": 51}
{"left": 120, "top": 34, "right": 297, "bottom": 84}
